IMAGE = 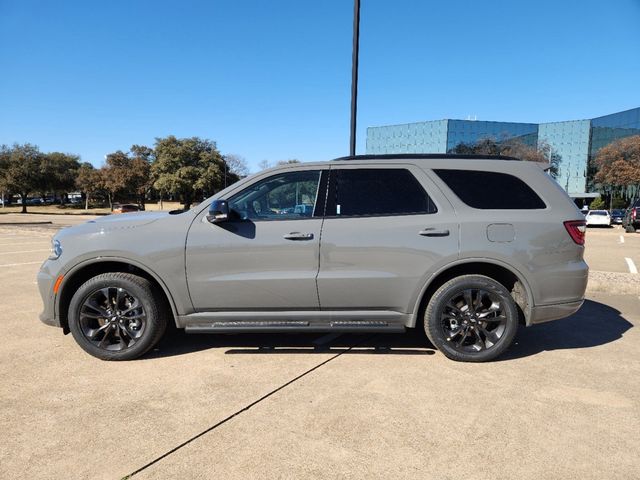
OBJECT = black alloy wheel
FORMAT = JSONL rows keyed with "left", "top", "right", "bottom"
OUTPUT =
{"left": 68, "top": 272, "right": 167, "bottom": 360}
{"left": 78, "top": 286, "right": 147, "bottom": 351}
{"left": 425, "top": 275, "right": 519, "bottom": 362}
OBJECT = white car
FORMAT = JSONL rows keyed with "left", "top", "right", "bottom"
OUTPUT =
{"left": 585, "top": 210, "right": 611, "bottom": 227}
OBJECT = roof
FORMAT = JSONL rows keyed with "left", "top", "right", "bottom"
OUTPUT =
{"left": 332, "top": 153, "right": 520, "bottom": 162}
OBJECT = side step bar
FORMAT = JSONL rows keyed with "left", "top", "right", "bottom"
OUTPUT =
{"left": 185, "top": 321, "right": 405, "bottom": 334}
{"left": 180, "top": 311, "right": 408, "bottom": 334}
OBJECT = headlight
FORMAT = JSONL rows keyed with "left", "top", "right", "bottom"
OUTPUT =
{"left": 49, "top": 239, "right": 62, "bottom": 260}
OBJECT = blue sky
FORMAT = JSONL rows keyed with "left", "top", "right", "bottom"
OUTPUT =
{"left": 1, "top": 0, "right": 639, "bottom": 171}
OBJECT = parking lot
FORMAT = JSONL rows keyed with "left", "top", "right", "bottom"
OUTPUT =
{"left": 0, "top": 216, "right": 639, "bottom": 480}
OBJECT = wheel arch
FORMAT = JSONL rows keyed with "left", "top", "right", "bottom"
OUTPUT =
{"left": 409, "top": 259, "right": 533, "bottom": 328}
{"left": 56, "top": 257, "right": 179, "bottom": 334}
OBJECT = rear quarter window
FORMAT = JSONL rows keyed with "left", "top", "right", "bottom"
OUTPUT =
{"left": 434, "top": 169, "right": 546, "bottom": 210}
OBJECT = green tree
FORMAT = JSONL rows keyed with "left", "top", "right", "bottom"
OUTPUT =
{"left": 0, "top": 143, "right": 44, "bottom": 213}
{"left": 38, "top": 152, "right": 81, "bottom": 202}
{"left": 100, "top": 148, "right": 152, "bottom": 209}
{"left": 589, "top": 197, "right": 606, "bottom": 210}
{"left": 152, "top": 136, "right": 232, "bottom": 209}
{"left": 76, "top": 162, "right": 104, "bottom": 209}
{"left": 129, "top": 145, "right": 153, "bottom": 207}
{"left": 611, "top": 197, "right": 627, "bottom": 209}
{"left": 0, "top": 145, "right": 10, "bottom": 206}
{"left": 102, "top": 151, "right": 130, "bottom": 209}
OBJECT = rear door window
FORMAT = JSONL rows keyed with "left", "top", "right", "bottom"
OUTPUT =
{"left": 326, "top": 168, "right": 437, "bottom": 217}
{"left": 434, "top": 169, "right": 546, "bottom": 209}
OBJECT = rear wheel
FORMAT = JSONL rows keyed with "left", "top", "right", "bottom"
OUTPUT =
{"left": 424, "top": 275, "right": 519, "bottom": 362}
{"left": 68, "top": 272, "right": 167, "bottom": 360}
{"left": 625, "top": 224, "right": 636, "bottom": 233}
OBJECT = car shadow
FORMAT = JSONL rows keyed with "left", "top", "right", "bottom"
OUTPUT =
{"left": 147, "top": 328, "right": 435, "bottom": 359}
{"left": 500, "top": 299, "right": 633, "bottom": 360}
{"left": 146, "top": 299, "right": 632, "bottom": 361}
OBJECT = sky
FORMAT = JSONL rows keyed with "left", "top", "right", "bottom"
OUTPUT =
{"left": 1, "top": 0, "right": 639, "bottom": 172}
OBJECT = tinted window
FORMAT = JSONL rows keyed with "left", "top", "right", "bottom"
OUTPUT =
{"left": 434, "top": 169, "right": 546, "bottom": 210}
{"left": 229, "top": 170, "right": 322, "bottom": 220}
{"left": 327, "top": 168, "right": 436, "bottom": 217}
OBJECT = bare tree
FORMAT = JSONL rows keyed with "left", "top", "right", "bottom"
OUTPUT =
{"left": 224, "top": 154, "right": 249, "bottom": 178}
{"left": 257, "top": 159, "right": 272, "bottom": 171}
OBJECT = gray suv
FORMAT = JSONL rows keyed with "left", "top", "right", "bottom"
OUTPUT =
{"left": 37, "top": 154, "right": 589, "bottom": 362}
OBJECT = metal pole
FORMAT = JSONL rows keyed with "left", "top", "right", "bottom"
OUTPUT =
{"left": 349, "top": 0, "right": 361, "bottom": 157}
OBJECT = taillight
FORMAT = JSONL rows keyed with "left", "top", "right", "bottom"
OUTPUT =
{"left": 633, "top": 209, "right": 637, "bottom": 220}
{"left": 564, "top": 220, "right": 586, "bottom": 245}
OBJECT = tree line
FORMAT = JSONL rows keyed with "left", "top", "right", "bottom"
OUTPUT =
{"left": 593, "top": 134, "right": 640, "bottom": 204}
{"left": 449, "top": 137, "right": 561, "bottom": 178}
{"left": 0, "top": 136, "right": 249, "bottom": 213}
{"left": 452, "top": 134, "right": 640, "bottom": 206}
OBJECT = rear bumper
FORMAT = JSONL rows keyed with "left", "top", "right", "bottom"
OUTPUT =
{"left": 529, "top": 299, "right": 584, "bottom": 325}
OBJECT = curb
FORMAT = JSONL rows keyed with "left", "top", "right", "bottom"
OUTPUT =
{"left": 0, "top": 221, "right": 53, "bottom": 225}
{"left": 587, "top": 270, "right": 640, "bottom": 296}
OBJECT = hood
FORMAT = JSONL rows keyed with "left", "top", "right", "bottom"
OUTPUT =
{"left": 54, "top": 211, "right": 171, "bottom": 240}
{"left": 88, "top": 211, "right": 170, "bottom": 228}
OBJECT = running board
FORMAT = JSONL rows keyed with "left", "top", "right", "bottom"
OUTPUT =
{"left": 185, "top": 322, "right": 405, "bottom": 334}
{"left": 180, "top": 310, "right": 408, "bottom": 333}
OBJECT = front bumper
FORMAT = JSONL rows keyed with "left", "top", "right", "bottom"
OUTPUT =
{"left": 37, "top": 266, "right": 60, "bottom": 328}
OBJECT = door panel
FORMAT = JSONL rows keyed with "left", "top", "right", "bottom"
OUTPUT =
{"left": 317, "top": 165, "right": 459, "bottom": 313}
{"left": 186, "top": 218, "right": 322, "bottom": 310}
{"left": 186, "top": 168, "right": 326, "bottom": 311}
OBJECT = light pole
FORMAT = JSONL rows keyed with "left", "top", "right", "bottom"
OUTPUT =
{"left": 349, "top": 0, "right": 361, "bottom": 157}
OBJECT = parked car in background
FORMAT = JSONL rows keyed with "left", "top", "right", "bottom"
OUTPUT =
{"left": 610, "top": 209, "right": 625, "bottom": 225}
{"left": 38, "top": 154, "right": 588, "bottom": 363}
{"left": 585, "top": 210, "right": 611, "bottom": 227}
{"left": 111, "top": 204, "right": 141, "bottom": 214}
{"left": 622, "top": 199, "right": 640, "bottom": 232}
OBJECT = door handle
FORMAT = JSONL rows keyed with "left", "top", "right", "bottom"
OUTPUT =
{"left": 419, "top": 228, "right": 450, "bottom": 237}
{"left": 284, "top": 232, "right": 314, "bottom": 241}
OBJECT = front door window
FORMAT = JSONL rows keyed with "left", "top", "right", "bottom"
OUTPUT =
{"left": 229, "top": 170, "right": 322, "bottom": 221}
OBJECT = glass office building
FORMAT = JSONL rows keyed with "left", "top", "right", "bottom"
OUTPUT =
{"left": 538, "top": 120, "right": 591, "bottom": 195}
{"left": 366, "top": 107, "right": 640, "bottom": 196}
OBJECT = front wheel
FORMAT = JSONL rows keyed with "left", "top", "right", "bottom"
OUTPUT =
{"left": 424, "top": 275, "right": 519, "bottom": 362}
{"left": 68, "top": 272, "right": 167, "bottom": 360}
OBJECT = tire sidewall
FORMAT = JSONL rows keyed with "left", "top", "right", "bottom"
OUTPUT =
{"left": 425, "top": 275, "right": 519, "bottom": 362}
{"left": 68, "top": 273, "right": 164, "bottom": 361}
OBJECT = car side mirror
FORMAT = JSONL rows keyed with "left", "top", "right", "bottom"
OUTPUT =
{"left": 206, "top": 199, "right": 230, "bottom": 223}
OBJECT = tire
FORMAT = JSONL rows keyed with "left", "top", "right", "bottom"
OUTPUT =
{"left": 424, "top": 275, "right": 519, "bottom": 362}
{"left": 68, "top": 272, "right": 168, "bottom": 360}
{"left": 625, "top": 224, "right": 636, "bottom": 233}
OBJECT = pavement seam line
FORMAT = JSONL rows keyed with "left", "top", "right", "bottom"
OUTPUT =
{"left": 0, "top": 261, "right": 43, "bottom": 267}
{"left": 124, "top": 338, "right": 370, "bottom": 479}
{"left": 0, "top": 249, "right": 50, "bottom": 255}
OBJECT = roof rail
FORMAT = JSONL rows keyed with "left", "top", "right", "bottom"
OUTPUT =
{"left": 332, "top": 153, "right": 520, "bottom": 161}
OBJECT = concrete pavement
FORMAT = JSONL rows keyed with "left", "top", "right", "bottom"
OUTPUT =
{"left": 0, "top": 221, "right": 638, "bottom": 479}
{"left": 136, "top": 294, "right": 640, "bottom": 480}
